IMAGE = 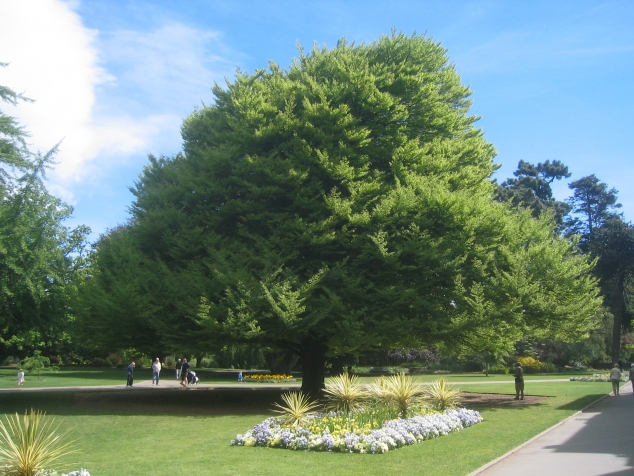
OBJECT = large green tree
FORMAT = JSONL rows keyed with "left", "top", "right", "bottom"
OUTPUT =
{"left": 90, "top": 33, "right": 600, "bottom": 397}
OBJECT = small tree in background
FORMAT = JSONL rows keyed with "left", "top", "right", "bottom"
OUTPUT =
{"left": 22, "top": 351, "right": 59, "bottom": 380}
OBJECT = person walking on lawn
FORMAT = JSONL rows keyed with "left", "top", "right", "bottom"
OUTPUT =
{"left": 514, "top": 362, "right": 524, "bottom": 400}
{"left": 610, "top": 363, "right": 622, "bottom": 396}
{"left": 180, "top": 358, "right": 191, "bottom": 387}
{"left": 152, "top": 358, "right": 162, "bottom": 385}
{"left": 126, "top": 361, "right": 135, "bottom": 387}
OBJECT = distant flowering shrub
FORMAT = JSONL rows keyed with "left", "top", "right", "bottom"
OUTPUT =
{"left": 570, "top": 373, "right": 629, "bottom": 382}
{"left": 231, "top": 408, "right": 482, "bottom": 454}
{"left": 517, "top": 357, "right": 545, "bottom": 374}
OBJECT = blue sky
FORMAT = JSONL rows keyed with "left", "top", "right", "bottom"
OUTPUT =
{"left": 1, "top": 0, "right": 632, "bottom": 239}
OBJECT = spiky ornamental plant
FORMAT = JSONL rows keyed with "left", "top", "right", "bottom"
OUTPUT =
{"left": 367, "top": 375, "right": 390, "bottom": 404}
{"left": 272, "top": 392, "right": 321, "bottom": 426}
{"left": 323, "top": 372, "right": 368, "bottom": 415}
{"left": 382, "top": 372, "right": 424, "bottom": 419}
{"left": 423, "top": 378, "right": 462, "bottom": 412}
{"left": 0, "top": 409, "right": 79, "bottom": 476}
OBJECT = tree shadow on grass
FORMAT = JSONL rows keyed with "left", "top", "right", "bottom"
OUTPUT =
{"left": 554, "top": 393, "right": 607, "bottom": 411}
{"left": 0, "top": 387, "right": 291, "bottom": 417}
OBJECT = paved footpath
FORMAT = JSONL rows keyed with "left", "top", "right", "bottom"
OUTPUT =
{"left": 0, "top": 377, "right": 571, "bottom": 394}
{"left": 471, "top": 382, "right": 634, "bottom": 476}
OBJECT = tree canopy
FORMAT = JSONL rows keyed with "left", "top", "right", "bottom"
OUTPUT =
{"left": 80, "top": 33, "right": 601, "bottom": 396}
{"left": 495, "top": 159, "right": 571, "bottom": 226}
{"left": 565, "top": 174, "right": 622, "bottom": 249}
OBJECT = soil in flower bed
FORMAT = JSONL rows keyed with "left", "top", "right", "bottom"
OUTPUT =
{"left": 460, "top": 392, "right": 550, "bottom": 408}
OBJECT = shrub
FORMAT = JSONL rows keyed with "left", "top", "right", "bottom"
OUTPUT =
{"left": 489, "top": 365, "right": 509, "bottom": 374}
{"left": 323, "top": 373, "right": 368, "bottom": 414}
{"left": 423, "top": 378, "right": 461, "bottom": 412}
{"left": 106, "top": 354, "right": 122, "bottom": 367}
{"left": 517, "top": 356, "right": 546, "bottom": 373}
{"left": 0, "top": 409, "right": 79, "bottom": 476}
{"left": 272, "top": 392, "right": 321, "bottom": 426}
{"left": 199, "top": 356, "right": 216, "bottom": 368}
{"left": 90, "top": 357, "right": 107, "bottom": 367}
{"left": 381, "top": 372, "right": 424, "bottom": 418}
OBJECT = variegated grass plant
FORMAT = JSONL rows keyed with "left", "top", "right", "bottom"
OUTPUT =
{"left": 423, "top": 378, "right": 461, "bottom": 412}
{"left": 0, "top": 408, "right": 79, "bottom": 476}
{"left": 381, "top": 372, "right": 424, "bottom": 418}
{"left": 323, "top": 372, "right": 368, "bottom": 415}
{"left": 272, "top": 392, "right": 321, "bottom": 426}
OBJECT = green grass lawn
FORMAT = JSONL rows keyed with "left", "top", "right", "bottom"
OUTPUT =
{"left": 0, "top": 379, "right": 611, "bottom": 476}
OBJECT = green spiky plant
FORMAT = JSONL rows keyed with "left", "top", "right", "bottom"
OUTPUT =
{"left": 323, "top": 372, "right": 368, "bottom": 415}
{"left": 423, "top": 378, "right": 462, "bottom": 412}
{"left": 272, "top": 392, "right": 321, "bottom": 426}
{"left": 0, "top": 409, "right": 79, "bottom": 476}
{"left": 382, "top": 372, "right": 424, "bottom": 419}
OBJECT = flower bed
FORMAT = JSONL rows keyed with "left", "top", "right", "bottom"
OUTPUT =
{"left": 570, "top": 373, "right": 629, "bottom": 382}
{"left": 242, "top": 374, "right": 297, "bottom": 383}
{"left": 231, "top": 408, "right": 482, "bottom": 454}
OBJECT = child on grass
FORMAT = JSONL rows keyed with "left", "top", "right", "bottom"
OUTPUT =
{"left": 17, "top": 369, "right": 24, "bottom": 386}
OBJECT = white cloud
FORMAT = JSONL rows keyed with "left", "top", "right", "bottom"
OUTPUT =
{"left": 0, "top": 0, "right": 232, "bottom": 193}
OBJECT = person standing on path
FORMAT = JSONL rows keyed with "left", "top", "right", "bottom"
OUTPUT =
{"left": 514, "top": 362, "right": 524, "bottom": 400}
{"left": 126, "top": 361, "right": 135, "bottom": 387}
{"left": 630, "top": 364, "right": 634, "bottom": 394}
{"left": 17, "top": 368, "right": 24, "bottom": 386}
{"left": 180, "top": 358, "right": 190, "bottom": 387}
{"left": 152, "top": 358, "right": 162, "bottom": 385}
{"left": 176, "top": 359, "right": 182, "bottom": 380}
{"left": 610, "top": 363, "right": 622, "bottom": 396}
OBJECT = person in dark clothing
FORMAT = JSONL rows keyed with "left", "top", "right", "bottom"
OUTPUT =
{"left": 126, "top": 362, "right": 135, "bottom": 387}
{"left": 513, "top": 362, "right": 524, "bottom": 400}
{"left": 180, "top": 358, "right": 191, "bottom": 386}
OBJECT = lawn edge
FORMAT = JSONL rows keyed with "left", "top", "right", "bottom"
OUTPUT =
{"left": 465, "top": 385, "right": 621, "bottom": 476}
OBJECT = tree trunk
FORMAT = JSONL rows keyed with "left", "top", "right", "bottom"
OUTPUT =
{"left": 196, "top": 353, "right": 204, "bottom": 368}
{"left": 299, "top": 336, "right": 328, "bottom": 400}
{"left": 611, "top": 274, "right": 626, "bottom": 363}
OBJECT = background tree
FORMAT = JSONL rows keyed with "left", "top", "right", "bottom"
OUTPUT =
{"left": 495, "top": 160, "right": 571, "bottom": 226}
{"left": 590, "top": 218, "right": 634, "bottom": 362}
{"left": 565, "top": 174, "right": 622, "bottom": 250}
{"left": 21, "top": 350, "right": 59, "bottom": 380}
{"left": 0, "top": 67, "right": 89, "bottom": 358}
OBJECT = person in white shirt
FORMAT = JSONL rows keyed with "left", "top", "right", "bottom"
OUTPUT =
{"left": 17, "top": 369, "right": 24, "bottom": 386}
{"left": 609, "top": 363, "right": 622, "bottom": 396}
{"left": 152, "top": 358, "right": 162, "bottom": 386}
